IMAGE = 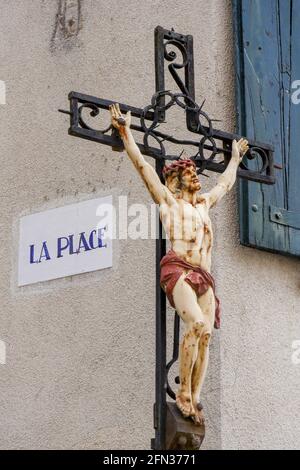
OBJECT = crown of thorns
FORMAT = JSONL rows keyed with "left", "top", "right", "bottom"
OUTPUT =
{"left": 162, "top": 159, "right": 196, "bottom": 179}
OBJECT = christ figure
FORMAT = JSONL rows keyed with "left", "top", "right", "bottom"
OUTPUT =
{"left": 110, "top": 103, "right": 248, "bottom": 425}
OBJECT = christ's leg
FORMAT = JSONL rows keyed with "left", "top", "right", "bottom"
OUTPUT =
{"left": 191, "top": 289, "right": 215, "bottom": 424}
{"left": 191, "top": 329, "right": 211, "bottom": 425}
{"left": 172, "top": 273, "right": 205, "bottom": 419}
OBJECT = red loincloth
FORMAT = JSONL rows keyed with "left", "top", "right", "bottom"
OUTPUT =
{"left": 160, "top": 249, "right": 221, "bottom": 329}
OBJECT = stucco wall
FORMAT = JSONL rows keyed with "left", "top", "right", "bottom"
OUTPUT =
{"left": 0, "top": 0, "right": 299, "bottom": 449}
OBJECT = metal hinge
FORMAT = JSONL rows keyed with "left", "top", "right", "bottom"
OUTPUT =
{"left": 270, "top": 205, "right": 300, "bottom": 230}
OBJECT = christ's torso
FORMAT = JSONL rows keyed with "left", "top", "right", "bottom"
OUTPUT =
{"left": 159, "top": 197, "right": 213, "bottom": 272}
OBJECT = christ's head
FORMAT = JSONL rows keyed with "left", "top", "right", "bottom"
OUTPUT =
{"left": 163, "top": 159, "right": 201, "bottom": 194}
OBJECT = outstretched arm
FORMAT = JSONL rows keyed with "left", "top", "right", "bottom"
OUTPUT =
{"left": 110, "top": 103, "right": 174, "bottom": 205}
{"left": 203, "top": 138, "right": 249, "bottom": 208}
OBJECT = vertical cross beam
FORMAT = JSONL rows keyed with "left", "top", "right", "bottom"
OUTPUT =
{"left": 152, "top": 159, "right": 167, "bottom": 450}
{"left": 154, "top": 26, "right": 196, "bottom": 130}
{"left": 152, "top": 26, "right": 200, "bottom": 451}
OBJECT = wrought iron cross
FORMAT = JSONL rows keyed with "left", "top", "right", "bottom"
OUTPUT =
{"left": 59, "top": 26, "right": 275, "bottom": 450}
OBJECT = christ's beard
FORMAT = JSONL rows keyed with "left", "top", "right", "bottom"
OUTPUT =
{"left": 178, "top": 180, "right": 201, "bottom": 194}
{"left": 190, "top": 182, "right": 201, "bottom": 192}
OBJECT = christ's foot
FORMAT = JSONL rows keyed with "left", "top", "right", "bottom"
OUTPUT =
{"left": 176, "top": 392, "right": 194, "bottom": 418}
{"left": 191, "top": 402, "right": 205, "bottom": 426}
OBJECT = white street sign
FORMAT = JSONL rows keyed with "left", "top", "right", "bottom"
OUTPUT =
{"left": 18, "top": 196, "right": 113, "bottom": 286}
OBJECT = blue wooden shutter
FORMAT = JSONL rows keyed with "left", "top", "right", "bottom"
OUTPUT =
{"left": 233, "top": 0, "right": 300, "bottom": 257}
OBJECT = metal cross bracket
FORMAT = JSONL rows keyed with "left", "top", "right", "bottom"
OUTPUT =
{"left": 59, "top": 25, "right": 276, "bottom": 450}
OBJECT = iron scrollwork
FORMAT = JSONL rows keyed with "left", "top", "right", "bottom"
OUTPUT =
{"left": 61, "top": 89, "right": 275, "bottom": 184}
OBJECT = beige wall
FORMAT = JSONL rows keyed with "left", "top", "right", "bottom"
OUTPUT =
{"left": 0, "top": 0, "right": 299, "bottom": 449}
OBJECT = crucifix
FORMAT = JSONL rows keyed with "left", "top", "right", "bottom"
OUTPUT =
{"left": 59, "top": 26, "right": 275, "bottom": 450}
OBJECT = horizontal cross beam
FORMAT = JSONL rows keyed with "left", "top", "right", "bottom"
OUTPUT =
{"left": 60, "top": 90, "right": 275, "bottom": 184}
